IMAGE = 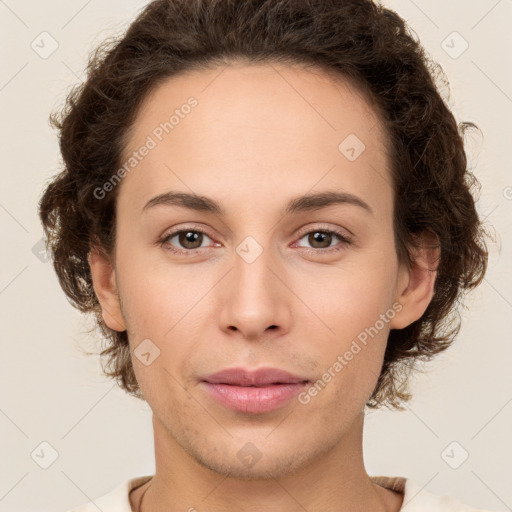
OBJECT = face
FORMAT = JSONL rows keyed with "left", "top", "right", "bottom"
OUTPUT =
{"left": 92, "top": 61, "right": 425, "bottom": 480}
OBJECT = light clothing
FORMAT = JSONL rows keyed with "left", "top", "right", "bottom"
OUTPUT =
{"left": 66, "top": 474, "right": 494, "bottom": 511}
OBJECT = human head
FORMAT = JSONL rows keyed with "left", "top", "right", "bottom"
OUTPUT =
{"left": 39, "top": 0, "right": 489, "bottom": 413}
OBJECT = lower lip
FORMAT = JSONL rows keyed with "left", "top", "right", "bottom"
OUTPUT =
{"left": 200, "top": 381, "right": 308, "bottom": 414}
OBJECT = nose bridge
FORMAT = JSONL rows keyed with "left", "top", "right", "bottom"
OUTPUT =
{"left": 233, "top": 233, "right": 279, "bottom": 303}
{"left": 219, "top": 232, "right": 288, "bottom": 336}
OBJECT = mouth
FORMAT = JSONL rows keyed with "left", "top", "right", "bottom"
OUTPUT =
{"left": 200, "top": 367, "right": 310, "bottom": 414}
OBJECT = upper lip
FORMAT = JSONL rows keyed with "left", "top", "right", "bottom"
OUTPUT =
{"left": 201, "top": 367, "right": 309, "bottom": 387}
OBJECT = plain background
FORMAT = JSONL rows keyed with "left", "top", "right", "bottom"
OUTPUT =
{"left": 1, "top": 0, "right": 511, "bottom": 511}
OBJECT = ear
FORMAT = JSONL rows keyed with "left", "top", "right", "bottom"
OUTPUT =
{"left": 88, "top": 244, "right": 126, "bottom": 332}
{"left": 390, "top": 230, "right": 440, "bottom": 330}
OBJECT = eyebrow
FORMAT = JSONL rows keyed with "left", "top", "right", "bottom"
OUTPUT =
{"left": 142, "top": 190, "right": 373, "bottom": 217}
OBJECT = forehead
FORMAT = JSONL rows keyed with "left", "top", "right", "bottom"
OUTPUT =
{"left": 118, "top": 61, "right": 392, "bottom": 215}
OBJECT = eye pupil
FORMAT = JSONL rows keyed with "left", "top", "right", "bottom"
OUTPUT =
{"left": 309, "top": 231, "right": 331, "bottom": 249}
{"left": 165, "top": 228, "right": 346, "bottom": 255}
{"left": 179, "top": 231, "right": 202, "bottom": 249}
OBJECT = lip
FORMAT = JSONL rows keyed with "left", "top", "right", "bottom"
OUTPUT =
{"left": 200, "top": 367, "right": 309, "bottom": 414}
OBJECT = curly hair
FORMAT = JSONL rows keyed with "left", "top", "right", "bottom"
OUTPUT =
{"left": 38, "top": 0, "right": 490, "bottom": 408}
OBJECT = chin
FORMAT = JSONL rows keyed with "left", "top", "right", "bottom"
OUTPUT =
{"left": 194, "top": 447, "right": 314, "bottom": 481}
{"left": 176, "top": 427, "right": 331, "bottom": 482}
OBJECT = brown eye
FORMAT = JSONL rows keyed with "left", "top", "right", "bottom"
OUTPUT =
{"left": 307, "top": 231, "right": 333, "bottom": 249}
{"left": 161, "top": 229, "right": 215, "bottom": 254}
{"left": 294, "top": 228, "right": 352, "bottom": 254}
{"left": 177, "top": 230, "right": 204, "bottom": 249}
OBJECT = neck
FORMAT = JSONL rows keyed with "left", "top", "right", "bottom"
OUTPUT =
{"left": 135, "top": 411, "right": 403, "bottom": 512}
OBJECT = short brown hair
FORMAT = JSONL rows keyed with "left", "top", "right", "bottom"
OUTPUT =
{"left": 38, "top": 0, "right": 491, "bottom": 408}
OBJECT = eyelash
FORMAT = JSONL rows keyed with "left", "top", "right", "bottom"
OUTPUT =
{"left": 158, "top": 225, "right": 352, "bottom": 256}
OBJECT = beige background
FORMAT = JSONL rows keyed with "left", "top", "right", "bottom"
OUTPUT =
{"left": 1, "top": 0, "right": 511, "bottom": 511}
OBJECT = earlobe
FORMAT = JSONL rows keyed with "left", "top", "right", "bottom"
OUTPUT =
{"left": 390, "top": 230, "right": 440, "bottom": 330}
{"left": 88, "top": 245, "right": 126, "bottom": 332}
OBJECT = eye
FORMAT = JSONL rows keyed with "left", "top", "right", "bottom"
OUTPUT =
{"left": 159, "top": 228, "right": 217, "bottom": 254}
{"left": 158, "top": 226, "right": 352, "bottom": 256}
{"left": 294, "top": 228, "right": 352, "bottom": 253}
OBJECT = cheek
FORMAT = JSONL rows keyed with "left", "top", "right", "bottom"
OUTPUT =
{"left": 114, "top": 246, "right": 222, "bottom": 394}
{"left": 296, "top": 252, "right": 398, "bottom": 340}
{"left": 293, "top": 256, "right": 397, "bottom": 402}
{"left": 115, "top": 243, "right": 205, "bottom": 336}
{"left": 298, "top": 313, "right": 390, "bottom": 419}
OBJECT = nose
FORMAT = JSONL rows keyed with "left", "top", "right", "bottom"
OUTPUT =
{"left": 218, "top": 238, "right": 291, "bottom": 342}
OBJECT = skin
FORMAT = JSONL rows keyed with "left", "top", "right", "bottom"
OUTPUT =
{"left": 89, "top": 60, "right": 438, "bottom": 512}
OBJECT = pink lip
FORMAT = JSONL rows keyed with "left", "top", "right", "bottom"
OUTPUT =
{"left": 200, "top": 367, "right": 309, "bottom": 414}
